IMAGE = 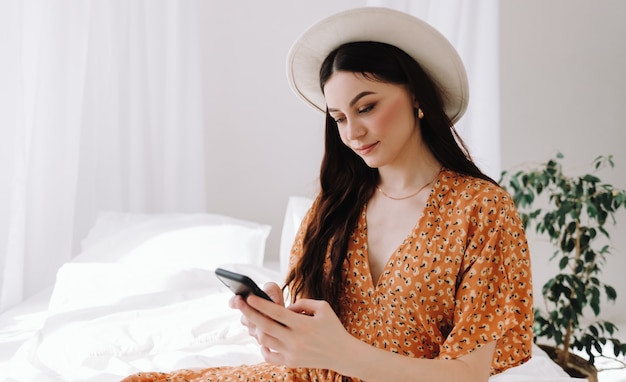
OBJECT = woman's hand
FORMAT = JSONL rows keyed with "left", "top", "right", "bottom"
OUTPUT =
{"left": 232, "top": 291, "right": 496, "bottom": 382}
{"left": 229, "top": 282, "right": 284, "bottom": 338}
{"left": 233, "top": 295, "right": 356, "bottom": 371}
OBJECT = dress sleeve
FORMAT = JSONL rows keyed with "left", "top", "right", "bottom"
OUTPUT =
{"left": 286, "top": 200, "right": 317, "bottom": 274}
{"left": 438, "top": 188, "right": 533, "bottom": 374}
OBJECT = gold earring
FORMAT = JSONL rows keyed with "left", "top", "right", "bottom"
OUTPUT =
{"left": 417, "top": 108, "right": 424, "bottom": 120}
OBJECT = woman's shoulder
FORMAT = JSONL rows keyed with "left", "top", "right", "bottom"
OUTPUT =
{"left": 437, "top": 169, "right": 525, "bottom": 233}
{"left": 438, "top": 168, "right": 514, "bottom": 205}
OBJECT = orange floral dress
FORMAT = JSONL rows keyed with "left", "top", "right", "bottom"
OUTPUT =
{"left": 122, "top": 169, "right": 533, "bottom": 382}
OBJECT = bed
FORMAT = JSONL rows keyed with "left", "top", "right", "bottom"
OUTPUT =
{"left": 0, "top": 197, "right": 622, "bottom": 382}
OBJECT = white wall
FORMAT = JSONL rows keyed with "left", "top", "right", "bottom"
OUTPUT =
{"left": 197, "top": 1, "right": 366, "bottom": 263}
{"left": 500, "top": 0, "right": 626, "bottom": 326}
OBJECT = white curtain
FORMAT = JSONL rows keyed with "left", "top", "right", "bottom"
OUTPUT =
{"left": 368, "top": 0, "right": 501, "bottom": 178}
{"left": 0, "top": 0, "right": 207, "bottom": 312}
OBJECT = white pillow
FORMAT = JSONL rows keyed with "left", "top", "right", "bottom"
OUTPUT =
{"left": 279, "top": 196, "right": 314, "bottom": 273}
{"left": 48, "top": 263, "right": 219, "bottom": 313}
{"left": 73, "top": 212, "right": 271, "bottom": 269}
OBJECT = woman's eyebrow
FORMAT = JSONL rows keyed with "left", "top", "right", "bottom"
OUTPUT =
{"left": 327, "top": 91, "right": 375, "bottom": 113}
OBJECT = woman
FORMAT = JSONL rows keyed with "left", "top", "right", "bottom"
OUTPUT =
{"left": 123, "top": 7, "right": 533, "bottom": 382}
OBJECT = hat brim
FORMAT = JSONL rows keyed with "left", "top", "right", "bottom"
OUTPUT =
{"left": 286, "top": 7, "right": 469, "bottom": 124}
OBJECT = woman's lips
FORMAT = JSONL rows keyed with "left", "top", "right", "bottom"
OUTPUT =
{"left": 354, "top": 142, "right": 379, "bottom": 155}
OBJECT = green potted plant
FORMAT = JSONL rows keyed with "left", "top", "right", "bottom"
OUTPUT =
{"left": 500, "top": 153, "right": 626, "bottom": 381}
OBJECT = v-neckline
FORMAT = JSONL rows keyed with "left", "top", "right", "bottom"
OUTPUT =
{"left": 362, "top": 169, "right": 444, "bottom": 289}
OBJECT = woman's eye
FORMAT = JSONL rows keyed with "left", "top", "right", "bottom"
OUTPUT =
{"left": 331, "top": 104, "right": 373, "bottom": 124}
{"left": 358, "top": 104, "right": 375, "bottom": 114}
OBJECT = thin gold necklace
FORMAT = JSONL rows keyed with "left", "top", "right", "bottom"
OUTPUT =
{"left": 377, "top": 170, "right": 440, "bottom": 201}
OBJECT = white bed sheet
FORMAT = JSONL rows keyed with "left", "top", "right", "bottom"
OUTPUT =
{"left": 1, "top": 263, "right": 280, "bottom": 382}
{"left": 0, "top": 288, "right": 52, "bottom": 378}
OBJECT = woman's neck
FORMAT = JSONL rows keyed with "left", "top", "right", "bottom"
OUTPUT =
{"left": 377, "top": 142, "right": 441, "bottom": 195}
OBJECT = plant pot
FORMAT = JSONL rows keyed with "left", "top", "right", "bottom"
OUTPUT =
{"left": 538, "top": 344, "right": 598, "bottom": 382}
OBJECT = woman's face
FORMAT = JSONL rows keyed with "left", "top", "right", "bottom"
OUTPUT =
{"left": 323, "top": 71, "right": 420, "bottom": 169}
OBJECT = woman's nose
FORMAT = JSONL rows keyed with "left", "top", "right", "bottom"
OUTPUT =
{"left": 345, "top": 119, "right": 365, "bottom": 140}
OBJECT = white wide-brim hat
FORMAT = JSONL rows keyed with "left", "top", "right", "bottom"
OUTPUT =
{"left": 286, "top": 7, "right": 469, "bottom": 124}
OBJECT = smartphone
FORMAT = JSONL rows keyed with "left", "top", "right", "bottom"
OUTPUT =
{"left": 215, "top": 267, "right": 273, "bottom": 302}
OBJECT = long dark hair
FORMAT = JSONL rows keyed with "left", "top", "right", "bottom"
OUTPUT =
{"left": 284, "top": 41, "right": 495, "bottom": 317}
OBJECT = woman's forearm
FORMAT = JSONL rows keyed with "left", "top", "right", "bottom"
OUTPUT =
{"left": 336, "top": 336, "right": 496, "bottom": 382}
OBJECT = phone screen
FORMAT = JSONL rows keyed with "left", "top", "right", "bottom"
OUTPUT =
{"left": 215, "top": 268, "right": 273, "bottom": 302}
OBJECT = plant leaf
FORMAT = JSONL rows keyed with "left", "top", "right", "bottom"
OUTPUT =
{"left": 605, "top": 285, "right": 617, "bottom": 301}
{"left": 559, "top": 256, "right": 569, "bottom": 270}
